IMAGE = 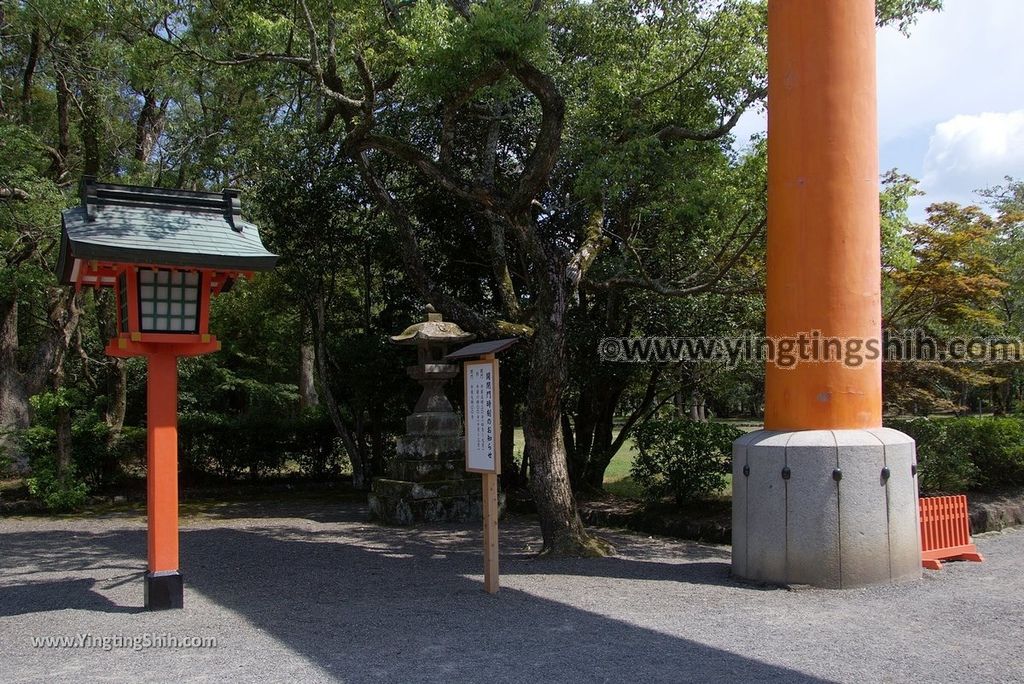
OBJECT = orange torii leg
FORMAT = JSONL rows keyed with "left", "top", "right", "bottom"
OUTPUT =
{"left": 731, "top": 0, "right": 922, "bottom": 588}
{"left": 145, "top": 352, "right": 183, "bottom": 609}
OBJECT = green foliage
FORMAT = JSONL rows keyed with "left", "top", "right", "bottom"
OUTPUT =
{"left": 0, "top": 436, "right": 11, "bottom": 476}
{"left": 20, "top": 424, "right": 89, "bottom": 511}
{"left": 21, "top": 389, "right": 147, "bottom": 507}
{"left": 881, "top": 174, "right": 1009, "bottom": 415}
{"left": 631, "top": 418, "right": 743, "bottom": 504}
{"left": 72, "top": 422, "right": 147, "bottom": 490}
{"left": 887, "top": 418, "right": 978, "bottom": 493}
{"left": 880, "top": 170, "right": 919, "bottom": 274}
{"left": 179, "top": 409, "right": 344, "bottom": 480}
{"left": 876, "top": 0, "right": 943, "bottom": 33}
{"left": 398, "top": 0, "right": 550, "bottom": 98}
{"left": 0, "top": 123, "right": 67, "bottom": 303}
{"left": 25, "top": 459, "right": 89, "bottom": 511}
{"left": 887, "top": 417, "right": 1024, "bottom": 493}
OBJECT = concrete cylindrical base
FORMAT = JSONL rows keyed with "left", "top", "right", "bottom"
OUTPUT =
{"left": 732, "top": 428, "right": 921, "bottom": 588}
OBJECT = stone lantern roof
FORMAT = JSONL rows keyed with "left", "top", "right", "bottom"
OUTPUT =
{"left": 389, "top": 305, "right": 474, "bottom": 345}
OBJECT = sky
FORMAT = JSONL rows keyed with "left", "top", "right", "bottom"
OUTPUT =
{"left": 732, "top": 0, "right": 1024, "bottom": 220}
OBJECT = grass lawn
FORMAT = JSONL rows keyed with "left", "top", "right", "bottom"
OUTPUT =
{"left": 512, "top": 427, "right": 643, "bottom": 498}
{"left": 512, "top": 418, "right": 759, "bottom": 501}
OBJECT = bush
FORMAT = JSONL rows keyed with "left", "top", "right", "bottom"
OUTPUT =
{"left": 179, "top": 412, "right": 285, "bottom": 480}
{"left": 631, "top": 418, "right": 743, "bottom": 505}
{"left": 0, "top": 430, "right": 12, "bottom": 476}
{"left": 886, "top": 417, "right": 1024, "bottom": 494}
{"left": 71, "top": 419, "right": 146, "bottom": 489}
{"left": 290, "top": 410, "right": 347, "bottom": 478}
{"left": 21, "top": 425, "right": 89, "bottom": 511}
{"left": 179, "top": 409, "right": 343, "bottom": 480}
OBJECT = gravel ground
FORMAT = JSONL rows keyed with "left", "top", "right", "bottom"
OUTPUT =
{"left": 1, "top": 500, "right": 1021, "bottom": 683}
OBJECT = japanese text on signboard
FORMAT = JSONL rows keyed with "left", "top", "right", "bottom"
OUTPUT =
{"left": 465, "top": 361, "right": 497, "bottom": 473}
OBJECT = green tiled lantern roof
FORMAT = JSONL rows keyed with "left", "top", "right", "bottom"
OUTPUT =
{"left": 57, "top": 178, "right": 277, "bottom": 283}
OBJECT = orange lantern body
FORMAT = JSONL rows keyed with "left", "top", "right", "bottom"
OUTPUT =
{"left": 57, "top": 178, "right": 277, "bottom": 609}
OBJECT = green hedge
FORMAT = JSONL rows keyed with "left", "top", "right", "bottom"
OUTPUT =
{"left": 178, "top": 409, "right": 343, "bottom": 480}
{"left": 631, "top": 418, "right": 744, "bottom": 504}
{"left": 19, "top": 405, "right": 344, "bottom": 510}
{"left": 887, "top": 417, "right": 1024, "bottom": 494}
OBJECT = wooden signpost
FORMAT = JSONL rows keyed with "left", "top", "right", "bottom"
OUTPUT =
{"left": 448, "top": 339, "right": 517, "bottom": 595}
{"left": 464, "top": 355, "right": 500, "bottom": 593}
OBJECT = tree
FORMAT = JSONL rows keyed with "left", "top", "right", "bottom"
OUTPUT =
{"left": 880, "top": 173, "right": 1007, "bottom": 414}
{"left": 255, "top": 134, "right": 410, "bottom": 490}
{"left": 0, "top": 121, "right": 81, "bottom": 472}
{"left": 134, "top": 0, "right": 944, "bottom": 554}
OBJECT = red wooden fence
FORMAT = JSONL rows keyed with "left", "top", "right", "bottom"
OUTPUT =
{"left": 919, "top": 495, "right": 984, "bottom": 570}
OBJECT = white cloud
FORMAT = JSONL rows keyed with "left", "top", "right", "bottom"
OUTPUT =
{"left": 732, "top": 0, "right": 1024, "bottom": 150}
{"left": 877, "top": 0, "right": 1024, "bottom": 145}
{"left": 727, "top": 0, "right": 1024, "bottom": 218}
{"left": 917, "top": 110, "right": 1024, "bottom": 210}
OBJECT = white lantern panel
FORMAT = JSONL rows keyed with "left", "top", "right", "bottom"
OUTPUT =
{"left": 137, "top": 268, "right": 202, "bottom": 334}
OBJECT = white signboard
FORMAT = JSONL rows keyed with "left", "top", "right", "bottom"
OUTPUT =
{"left": 464, "top": 358, "right": 500, "bottom": 474}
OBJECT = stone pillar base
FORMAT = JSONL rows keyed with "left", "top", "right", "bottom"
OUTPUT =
{"left": 369, "top": 476, "right": 504, "bottom": 525}
{"left": 144, "top": 570, "right": 183, "bottom": 610}
{"left": 732, "top": 429, "right": 921, "bottom": 588}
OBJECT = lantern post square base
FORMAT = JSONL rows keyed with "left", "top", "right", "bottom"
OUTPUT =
{"left": 144, "top": 570, "right": 183, "bottom": 610}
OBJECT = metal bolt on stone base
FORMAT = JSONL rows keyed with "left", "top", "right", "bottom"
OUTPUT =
{"left": 733, "top": 0, "right": 921, "bottom": 588}
{"left": 733, "top": 429, "right": 920, "bottom": 588}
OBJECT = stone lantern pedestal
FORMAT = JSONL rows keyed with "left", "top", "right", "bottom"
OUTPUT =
{"left": 369, "top": 306, "right": 485, "bottom": 524}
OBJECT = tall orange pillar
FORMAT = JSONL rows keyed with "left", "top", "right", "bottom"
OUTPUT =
{"left": 764, "top": 0, "right": 882, "bottom": 430}
{"left": 731, "top": 0, "right": 921, "bottom": 588}
{"left": 144, "top": 353, "right": 183, "bottom": 609}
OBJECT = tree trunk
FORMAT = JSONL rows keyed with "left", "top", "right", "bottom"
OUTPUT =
{"left": 133, "top": 89, "right": 164, "bottom": 163}
{"left": 583, "top": 404, "right": 617, "bottom": 491}
{"left": 51, "top": 66, "right": 71, "bottom": 180}
{"left": 96, "top": 290, "right": 126, "bottom": 434}
{"left": 523, "top": 292, "right": 612, "bottom": 557}
{"left": 309, "top": 298, "right": 367, "bottom": 489}
{"left": 689, "top": 392, "right": 701, "bottom": 421}
{"left": 298, "top": 313, "right": 319, "bottom": 409}
{"left": 0, "top": 297, "right": 30, "bottom": 473}
{"left": 1, "top": 282, "right": 81, "bottom": 475}
{"left": 51, "top": 367, "right": 72, "bottom": 483}
{"left": 20, "top": 25, "right": 41, "bottom": 122}
{"left": 79, "top": 52, "right": 101, "bottom": 177}
{"left": 299, "top": 342, "right": 318, "bottom": 409}
{"left": 499, "top": 379, "right": 520, "bottom": 490}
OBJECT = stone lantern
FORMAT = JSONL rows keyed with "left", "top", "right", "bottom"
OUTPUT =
{"left": 369, "top": 305, "right": 485, "bottom": 524}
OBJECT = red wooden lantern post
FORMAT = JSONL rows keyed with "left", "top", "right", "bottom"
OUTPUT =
{"left": 57, "top": 178, "right": 277, "bottom": 609}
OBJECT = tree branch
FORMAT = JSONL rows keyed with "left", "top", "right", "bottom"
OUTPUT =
{"left": 356, "top": 134, "right": 498, "bottom": 208}
{"left": 507, "top": 59, "right": 565, "bottom": 214}
{"left": 565, "top": 207, "right": 609, "bottom": 291}
{"left": 0, "top": 188, "right": 30, "bottom": 201}
{"left": 653, "top": 87, "right": 766, "bottom": 143}
{"left": 354, "top": 151, "right": 529, "bottom": 337}
{"left": 440, "top": 61, "right": 508, "bottom": 165}
{"left": 587, "top": 217, "right": 765, "bottom": 297}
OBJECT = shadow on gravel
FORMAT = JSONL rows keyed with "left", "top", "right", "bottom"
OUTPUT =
{"left": 0, "top": 518, "right": 823, "bottom": 682}
{"left": 0, "top": 578, "right": 141, "bottom": 616}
